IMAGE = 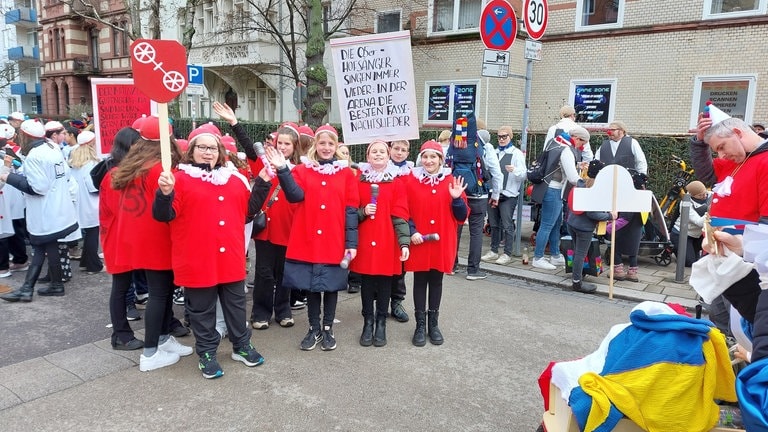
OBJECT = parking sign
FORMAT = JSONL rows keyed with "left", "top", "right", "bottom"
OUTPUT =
{"left": 187, "top": 65, "right": 204, "bottom": 85}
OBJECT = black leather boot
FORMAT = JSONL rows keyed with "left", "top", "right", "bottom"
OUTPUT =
{"left": 390, "top": 299, "right": 409, "bottom": 322}
{"left": 373, "top": 316, "right": 387, "bottom": 347}
{"left": 572, "top": 280, "right": 596, "bottom": 294}
{"left": 427, "top": 310, "right": 444, "bottom": 345}
{"left": 38, "top": 281, "right": 65, "bottom": 296}
{"left": 412, "top": 310, "right": 426, "bottom": 347}
{"left": 1, "top": 263, "right": 43, "bottom": 303}
{"left": 359, "top": 316, "right": 374, "bottom": 347}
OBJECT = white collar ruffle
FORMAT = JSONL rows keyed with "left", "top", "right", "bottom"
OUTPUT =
{"left": 357, "top": 161, "right": 400, "bottom": 183}
{"left": 300, "top": 156, "right": 348, "bottom": 175}
{"left": 411, "top": 166, "right": 451, "bottom": 186}
{"left": 178, "top": 163, "right": 233, "bottom": 185}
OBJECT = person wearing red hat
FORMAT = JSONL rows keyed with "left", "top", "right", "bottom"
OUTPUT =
{"left": 249, "top": 125, "right": 302, "bottom": 330}
{"left": 297, "top": 124, "right": 315, "bottom": 156}
{"left": 403, "top": 140, "right": 468, "bottom": 346}
{"left": 108, "top": 116, "right": 193, "bottom": 371}
{"left": 263, "top": 124, "right": 359, "bottom": 351}
{"left": 351, "top": 140, "right": 410, "bottom": 347}
{"left": 94, "top": 126, "right": 147, "bottom": 350}
{"left": 154, "top": 125, "right": 265, "bottom": 379}
{"left": 0, "top": 120, "right": 78, "bottom": 302}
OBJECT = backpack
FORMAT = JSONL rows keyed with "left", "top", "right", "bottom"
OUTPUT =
{"left": 445, "top": 112, "right": 490, "bottom": 197}
{"left": 527, "top": 145, "right": 562, "bottom": 184}
{"left": 447, "top": 142, "right": 489, "bottom": 197}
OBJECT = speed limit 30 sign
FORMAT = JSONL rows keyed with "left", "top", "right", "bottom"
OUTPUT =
{"left": 524, "top": 0, "right": 548, "bottom": 41}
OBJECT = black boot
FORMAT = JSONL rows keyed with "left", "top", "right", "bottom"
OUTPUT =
{"left": 390, "top": 299, "right": 409, "bottom": 322}
{"left": 1, "top": 264, "right": 43, "bottom": 303}
{"left": 38, "top": 281, "right": 65, "bottom": 297}
{"left": 359, "top": 316, "right": 374, "bottom": 347}
{"left": 412, "top": 310, "right": 426, "bottom": 347}
{"left": 572, "top": 280, "right": 596, "bottom": 294}
{"left": 373, "top": 316, "right": 387, "bottom": 347}
{"left": 427, "top": 310, "right": 444, "bottom": 345}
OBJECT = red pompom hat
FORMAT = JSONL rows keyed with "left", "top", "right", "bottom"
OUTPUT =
{"left": 139, "top": 115, "right": 173, "bottom": 141}
{"left": 298, "top": 124, "right": 315, "bottom": 138}
{"left": 220, "top": 134, "right": 237, "bottom": 154}
{"left": 417, "top": 139, "right": 444, "bottom": 160}
{"left": 315, "top": 124, "right": 338, "bottom": 140}
{"left": 187, "top": 122, "right": 222, "bottom": 147}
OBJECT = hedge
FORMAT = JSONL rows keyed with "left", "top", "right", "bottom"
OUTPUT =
{"left": 173, "top": 118, "right": 699, "bottom": 199}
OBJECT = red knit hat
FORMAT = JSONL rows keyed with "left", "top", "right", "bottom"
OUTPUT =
{"left": 220, "top": 134, "right": 237, "bottom": 154}
{"left": 298, "top": 124, "right": 315, "bottom": 138}
{"left": 315, "top": 124, "right": 338, "bottom": 139}
{"left": 176, "top": 139, "right": 189, "bottom": 152}
{"left": 132, "top": 114, "right": 148, "bottom": 131}
{"left": 139, "top": 115, "right": 172, "bottom": 141}
{"left": 418, "top": 140, "right": 443, "bottom": 160}
{"left": 187, "top": 122, "right": 222, "bottom": 146}
{"left": 280, "top": 121, "right": 300, "bottom": 137}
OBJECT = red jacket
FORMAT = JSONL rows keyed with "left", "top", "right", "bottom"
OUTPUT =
{"left": 164, "top": 165, "right": 251, "bottom": 287}
{"left": 710, "top": 152, "right": 768, "bottom": 223}
{"left": 350, "top": 177, "right": 408, "bottom": 276}
{"left": 111, "top": 163, "right": 173, "bottom": 271}
{"left": 403, "top": 168, "right": 467, "bottom": 273}
{"left": 252, "top": 178, "right": 296, "bottom": 247}
{"left": 98, "top": 169, "right": 131, "bottom": 274}
{"left": 286, "top": 162, "right": 359, "bottom": 264}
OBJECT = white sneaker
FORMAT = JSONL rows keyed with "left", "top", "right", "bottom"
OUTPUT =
{"left": 139, "top": 350, "right": 180, "bottom": 372}
{"left": 481, "top": 251, "right": 500, "bottom": 262}
{"left": 549, "top": 254, "right": 566, "bottom": 266}
{"left": 495, "top": 254, "right": 512, "bottom": 265}
{"left": 0, "top": 270, "right": 11, "bottom": 278}
{"left": 159, "top": 335, "right": 193, "bottom": 357}
{"left": 532, "top": 257, "right": 556, "bottom": 270}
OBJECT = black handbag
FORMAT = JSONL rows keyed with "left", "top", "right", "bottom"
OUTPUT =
{"left": 251, "top": 186, "right": 280, "bottom": 235}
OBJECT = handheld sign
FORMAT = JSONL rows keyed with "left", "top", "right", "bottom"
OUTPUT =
{"left": 572, "top": 164, "right": 652, "bottom": 298}
{"left": 130, "top": 39, "right": 188, "bottom": 171}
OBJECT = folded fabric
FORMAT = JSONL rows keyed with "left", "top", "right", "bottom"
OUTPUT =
{"left": 736, "top": 357, "right": 768, "bottom": 432}
{"left": 690, "top": 251, "right": 754, "bottom": 303}
{"left": 743, "top": 224, "right": 768, "bottom": 263}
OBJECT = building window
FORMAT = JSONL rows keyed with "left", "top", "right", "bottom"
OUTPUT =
{"left": 703, "top": 0, "right": 767, "bottom": 19}
{"left": 569, "top": 79, "right": 617, "bottom": 126}
{"left": 575, "top": 0, "right": 624, "bottom": 31}
{"left": 323, "top": 3, "right": 331, "bottom": 34}
{"left": 689, "top": 75, "right": 757, "bottom": 130}
{"left": 112, "top": 24, "right": 121, "bottom": 56}
{"left": 429, "top": 0, "right": 481, "bottom": 35}
{"left": 423, "top": 80, "right": 480, "bottom": 126}
{"left": 8, "top": 98, "right": 18, "bottom": 113}
{"left": 376, "top": 11, "right": 401, "bottom": 33}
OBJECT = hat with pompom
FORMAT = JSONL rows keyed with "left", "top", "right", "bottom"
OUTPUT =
{"left": 176, "top": 139, "right": 189, "bottom": 152}
{"left": 20, "top": 119, "right": 46, "bottom": 139}
{"left": 76, "top": 130, "right": 96, "bottom": 145}
{"left": 139, "top": 115, "right": 173, "bottom": 141}
{"left": 280, "top": 121, "right": 300, "bottom": 137}
{"left": 315, "top": 124, "right": 338, "bottom": 139}
{"left": 44, "top": 121, "right": 64, "bottom": 133}
{"left": 220, "top": 134, "right": 237, "bottom": 154}
{"left": 704, "top": 100, "right": 731, "bottom": 126}
{"left": 0, "top": 123, "right": 15, "bottom": 140}
{"left": 418, "top": 140, "right": 444, "bottom": 160}
{"left": 187, "top": 122, "right": 222, "bottom": 147}
{"left": 9, "top": 112, "right": 25, "bottom": 121}
{"left": 132, "top": 114, "right": 148, "bottom": 131}
{"left": 298, "top": 124, "right": 315, "bottom": 138}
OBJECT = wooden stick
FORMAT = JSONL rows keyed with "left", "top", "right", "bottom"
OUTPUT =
{"left": 609, "top": 165, "right": 619, "bottom": 300}
{"left": 158, "top": 103, "right": 171, "bottom": 172}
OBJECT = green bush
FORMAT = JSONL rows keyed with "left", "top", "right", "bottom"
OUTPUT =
{"left": 172, "top": 118, "right": 699, "bottom": 198}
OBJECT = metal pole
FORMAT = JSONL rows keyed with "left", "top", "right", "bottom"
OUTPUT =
{"left": 675, "top": 194, "right": 691, "bottom": 283}
{"left": 514, "top": 59, "right": 533, "bottom": 256}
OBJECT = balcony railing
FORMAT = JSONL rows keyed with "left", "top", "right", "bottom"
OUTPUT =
{"left": 5, "top": 7, "right": 37, "bottom": 28}
{"left": 8, "top": 46, "right": 40, "bottom": 62}
{"left": 72, "top": 57, "right": 100, "bottom": 74}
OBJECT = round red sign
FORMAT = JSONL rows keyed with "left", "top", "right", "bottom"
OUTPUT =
{"left": 479, "top": 0, "right": 517, "bottom": 51}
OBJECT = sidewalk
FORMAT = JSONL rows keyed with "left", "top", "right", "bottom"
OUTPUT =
{"left": 456, "top": 219, "right": 697, "bottom": 309}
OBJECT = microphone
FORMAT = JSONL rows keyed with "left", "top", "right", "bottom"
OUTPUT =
{"left": 369, "top": 183, "right": 379, "bottom": 219}
{"left": 340, "top": 252, "right": 352, "bottom": 269}
{"left": 252, "top": 141, "right": 275, "bottom": 178}
{"left": 0, "top": 150, "right": 21, "bottom": 168}
{"left": 422, "top": 233, "right": 440, "bottom": 242}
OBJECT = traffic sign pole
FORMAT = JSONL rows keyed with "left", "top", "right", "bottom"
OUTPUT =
{"left": 514, "top": 58, "right": 534, "bottom": 256}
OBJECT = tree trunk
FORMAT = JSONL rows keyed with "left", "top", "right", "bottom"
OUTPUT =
{"left": 304, "top": 0, "right": 328, "bottom": 128}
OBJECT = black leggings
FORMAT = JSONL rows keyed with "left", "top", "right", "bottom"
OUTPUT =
{"left": 412, "top": 270, "right": 443, "bottom": 311}
{"left": 306, "top": 291, "right": 338, "bottom": 329}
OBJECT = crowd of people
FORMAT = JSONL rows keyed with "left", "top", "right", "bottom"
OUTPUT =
{"left": 3, "top": 101, "right": 765, "bottom": 395}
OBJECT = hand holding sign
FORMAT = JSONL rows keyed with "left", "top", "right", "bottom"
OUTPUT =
{"left": 130, "top": 39, "right": 188, "bottom": 172}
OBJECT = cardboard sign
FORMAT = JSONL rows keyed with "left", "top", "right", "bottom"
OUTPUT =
{"left": 90, "top": 78, "right": 153, "bottom": 156}
{"left": 330, "top": 31, "right": 419, "bottom": 144}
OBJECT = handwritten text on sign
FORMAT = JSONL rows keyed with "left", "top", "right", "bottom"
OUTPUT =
{"left": 330, "top": 31, "right": 419, "bottom": 145}
{"left": 91, "top": 78, "right": 152, "bottom": 156}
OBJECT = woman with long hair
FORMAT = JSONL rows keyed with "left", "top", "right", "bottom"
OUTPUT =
{"left": 249, "top": 125, "right": 302, "bottom": 330}
{"left": 109, "top": 116, "right": 193, "bottom": 369}
{"left": 69, "top": 131, "right": 103, "bottom": 273}
{"left": 264, "top": 125, "right": 359, "bottom": 351}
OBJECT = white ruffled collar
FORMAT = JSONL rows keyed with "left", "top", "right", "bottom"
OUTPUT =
{"left": 300, "top": 156, "right": 348, "bottom": 175}
{"left": 178, "top": 163, "right": 233, "bottom": 185}
{"left": 357, "top": 161, "right": 400, "bottom": 183}
{"left": 411, "top": 166, "right": 451, "bottom": 186}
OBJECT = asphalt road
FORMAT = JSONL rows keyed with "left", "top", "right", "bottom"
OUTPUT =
{"left": 0, "top": 266, "right": 640, "bottom": 430}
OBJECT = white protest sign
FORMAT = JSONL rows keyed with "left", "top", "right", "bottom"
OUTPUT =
{"left": 330, "top": 30, "right": 419, "bottom": 145}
